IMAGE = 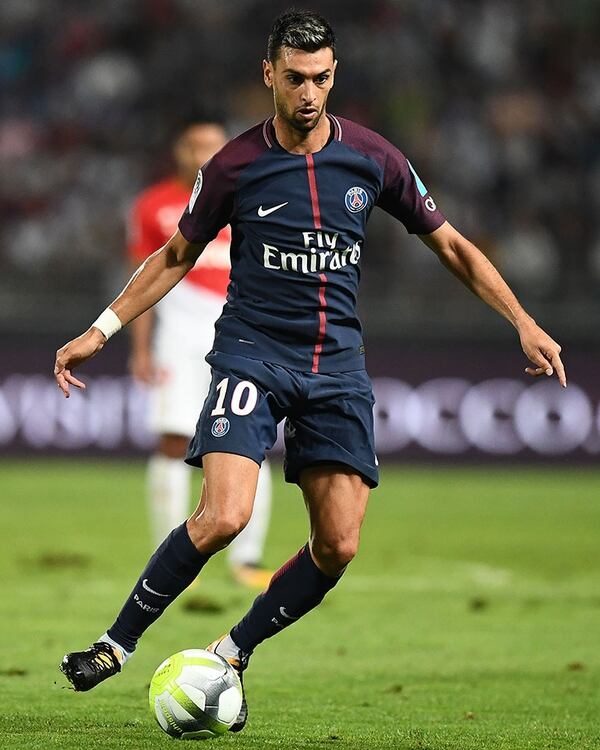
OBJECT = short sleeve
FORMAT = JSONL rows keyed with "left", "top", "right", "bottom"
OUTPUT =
{"left": 376, "top": 145, "right": 445, "bottom": 235}
{"left": 127, "top": 196, "right": 162, "bottom": 262}
{"left": 178, "top": 153, "right": 235, "bottom": 245}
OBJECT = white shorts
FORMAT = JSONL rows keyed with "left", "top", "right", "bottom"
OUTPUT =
{"left": 147, "top": 324, "right": 215, "bottom": 437}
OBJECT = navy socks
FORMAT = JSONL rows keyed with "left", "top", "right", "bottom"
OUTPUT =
{"left": 107, "top": 523, "right": 211, "bottom": 653}
{"left": 231, "top": 543, "right": 341, "bottom": 654}
{"left": 106, "top": 531, "right": 341, "bottom": 657}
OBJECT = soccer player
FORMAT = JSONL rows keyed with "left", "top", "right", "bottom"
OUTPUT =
{"left": 128, "top": 119, "right": 273, "bottom": 588}
{"left": 54, "top": 9, "right": 566, "bottom": 732}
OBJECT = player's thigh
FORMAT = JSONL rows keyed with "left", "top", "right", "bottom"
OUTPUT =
{"left": 284, "top": 369, "right": 379, "bottom": 490}
{"left": 188, "top": 453, "right": 260, "bottom": 542}
{"left": 148, "top": 334, "right": 210, "bottom": 438}
{"left": 300, "top": 464, "right": 370, "bottom": 537}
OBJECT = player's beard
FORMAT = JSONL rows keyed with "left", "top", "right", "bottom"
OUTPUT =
{"left": 275, "top": 91, "right": 326, "bottom": 134}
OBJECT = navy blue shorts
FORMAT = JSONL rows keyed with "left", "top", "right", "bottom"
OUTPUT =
{"left": 185, "top": 351, "right": 379, "bottom": 489}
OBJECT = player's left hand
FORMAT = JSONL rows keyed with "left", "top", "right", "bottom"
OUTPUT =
{"left": 518, "top": 319, "right": 566, "bottom": 388}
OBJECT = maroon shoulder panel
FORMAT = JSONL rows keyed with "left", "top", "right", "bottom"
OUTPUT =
{"left": 336, "top": 116, "right": 446, "bottom": 235}
{"left": 178, "top": 120, "right": 271, "bottom": 245}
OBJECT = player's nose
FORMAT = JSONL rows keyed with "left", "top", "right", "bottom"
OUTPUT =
{"left": 301, "top": 82, "right": 317, "bottom": 103}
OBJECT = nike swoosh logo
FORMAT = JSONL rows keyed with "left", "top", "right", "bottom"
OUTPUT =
{"left": 257, "top": 202, "right": 288, "bottom": 217}
{"left": 142, "top": 578, "right": 170, "bottom": 597}
{"left": 279, "top": 606, "right": 298, "bottom": 621}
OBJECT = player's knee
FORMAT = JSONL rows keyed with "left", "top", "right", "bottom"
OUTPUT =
{"left": 188, "top": 506, "right": 249, "bottom": 552}
{"left": 331, "top": 537, "right": 360, "bottom": 568}
{"left": 313, "top": 534, "right": 359, "bottom": 573}
{"left": 213, "top": 510, "right": 249, "bottom": 544}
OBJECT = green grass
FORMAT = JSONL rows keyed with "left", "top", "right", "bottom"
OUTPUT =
{"left": 1, "top": 460, "right": 600, "bottom": 749}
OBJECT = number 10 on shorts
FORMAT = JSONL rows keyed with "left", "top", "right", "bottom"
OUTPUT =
{"left": 210, "top": 377, "right": 259, "bottom": 417}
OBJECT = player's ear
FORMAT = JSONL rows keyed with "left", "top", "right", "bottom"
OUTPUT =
{"left": 331, "top": 58, "right": 338, "bottom": 85}
{"left": 263, "top": 59, "right": 274, "bottom": 89}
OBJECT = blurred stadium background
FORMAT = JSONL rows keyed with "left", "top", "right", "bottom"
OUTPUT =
{"left": 1, "top": 0, "right": 599, "bottom": 461}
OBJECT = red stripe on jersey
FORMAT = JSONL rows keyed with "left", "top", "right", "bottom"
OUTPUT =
{"left": 312, "top": 273, "right": 328, "bottom": 373}
{"left": 305, "top": 153, "right": 321, "bottom": 229}
{"left": 306, "top": 154, "right": 327, "bottom": 373}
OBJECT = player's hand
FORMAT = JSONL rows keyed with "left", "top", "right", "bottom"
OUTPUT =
{"left": 518, "top": 319, "right": 566, "bottom": 388}
{"left": 129, "top": 348, "right": 163, "bottom": 385}
{"left": 54, "top": 327, "right": 106, "bottom": 398}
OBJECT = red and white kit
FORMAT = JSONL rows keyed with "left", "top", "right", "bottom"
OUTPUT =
{"left": 128, "top": 177, "right": 231, "bottom": 436}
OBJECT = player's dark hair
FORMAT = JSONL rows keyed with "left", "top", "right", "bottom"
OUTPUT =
{"left": 267, "top": 9, "right": 336, "bottom": 63}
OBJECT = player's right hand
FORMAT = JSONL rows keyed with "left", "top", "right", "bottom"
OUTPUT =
{"left": 54, "top": 327, "right": 106, "bottom": 398}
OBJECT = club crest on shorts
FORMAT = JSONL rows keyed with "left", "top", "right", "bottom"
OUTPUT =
{"left": 345, "top": 186, "right": 368, "bottom": 213}
{"left": 211, "top": 417, "right": 230, "bottom": 437}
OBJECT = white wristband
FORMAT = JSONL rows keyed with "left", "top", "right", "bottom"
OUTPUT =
{"left": 92, "top": 308, "right": 122, "bottom": 340}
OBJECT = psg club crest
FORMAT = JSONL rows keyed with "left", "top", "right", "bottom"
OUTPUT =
{"left": 345, "top": 186, "right": 368, "bottom": 213}
{"left": 211, "top": 417, "right": 230, "bottom": 438}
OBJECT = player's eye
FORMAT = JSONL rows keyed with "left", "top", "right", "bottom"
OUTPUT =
{"left": 287, "top": 75, "right": 303, "bottom": 85}
{"left": 316, "top": 75, "right": 329, "bottom": 84}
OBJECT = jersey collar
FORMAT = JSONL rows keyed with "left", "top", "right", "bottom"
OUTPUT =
{"left": 263, "top": 113, "right": 342, "bottom": 152}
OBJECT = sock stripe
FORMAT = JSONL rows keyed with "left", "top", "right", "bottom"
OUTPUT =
{"left": 267, "top": 545, "right": 305, "bottom": 587}
{"left": 231, "top": 542, "right": 343, "bottom": 654}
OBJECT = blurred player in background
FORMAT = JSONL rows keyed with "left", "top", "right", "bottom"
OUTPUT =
{"left": 127, "top": 119, "right": 272, "bottom": 588}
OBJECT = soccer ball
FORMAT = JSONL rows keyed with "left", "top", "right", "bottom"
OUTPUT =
{"left": 149, "top": 649, "right": 243, "bottom": 740}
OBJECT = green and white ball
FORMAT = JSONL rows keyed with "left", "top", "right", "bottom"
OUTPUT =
{"left": 149, "top": 649, "right": 243, "bottom": 740}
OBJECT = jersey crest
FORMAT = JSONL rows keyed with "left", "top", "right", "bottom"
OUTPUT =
{"left": 345, "top": 186, "right": 368, "bottom": 213}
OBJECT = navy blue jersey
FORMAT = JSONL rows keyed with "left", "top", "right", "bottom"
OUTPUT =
{"left": 179, "top": 115, "right": 445, "bottom": 373}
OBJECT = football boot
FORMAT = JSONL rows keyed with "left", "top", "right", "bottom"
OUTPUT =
{"left": 60, "top": 641, "right": 122, "bottom": 692}
{"left": 206, "top": 635, "right": 250, "bottom": 732}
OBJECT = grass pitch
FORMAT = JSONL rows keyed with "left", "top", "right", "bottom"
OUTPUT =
{"left": 1, "top": 460, "right": 599, "bottom": 749}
